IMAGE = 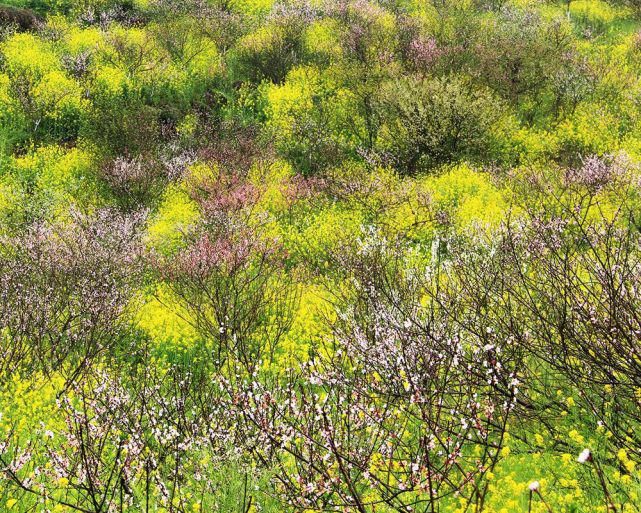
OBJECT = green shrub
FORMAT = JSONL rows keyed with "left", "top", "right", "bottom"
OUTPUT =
{"left": 232, "top": 24, "right": 295, "bottom": 84}
{"left": 471, "top": 7, "right": 573, "bottom": 118}
{"left": 375, "top": 75, "right": 503, "bottom": 174}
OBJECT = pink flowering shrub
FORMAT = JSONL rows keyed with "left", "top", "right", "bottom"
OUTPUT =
{"left": 0, "top": 208, "right": 146, "bottom": 384}
{"left": 155, "top": 169, "right": 296, "bottom": 373}
{"left": 564, "top": 153, "right": 630, "bottom": 191}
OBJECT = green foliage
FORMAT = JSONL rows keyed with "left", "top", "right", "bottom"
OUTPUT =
{"left": 232, "top": 17, "right": 305, "bottom": 84}
{"left": 471, "top": 7, "right": 574, "bottom": 120}
{"left": 84, "top": 93, "right": 162, "bottom": 157}
{"left": 376, "top": 76, "right": 503, "bottom": 174}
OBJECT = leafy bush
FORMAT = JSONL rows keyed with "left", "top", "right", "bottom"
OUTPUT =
{"left": 471, "top": 7, "right": 573, "bottom": 118}
{"left": 231, "top": 5, "right": 314, "bottom": 84}
{"left": 375, "top": 76, "right": 502, "bottom": 174}
{"left": 0, "top": 6, "right": 42, "bottom": 31}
